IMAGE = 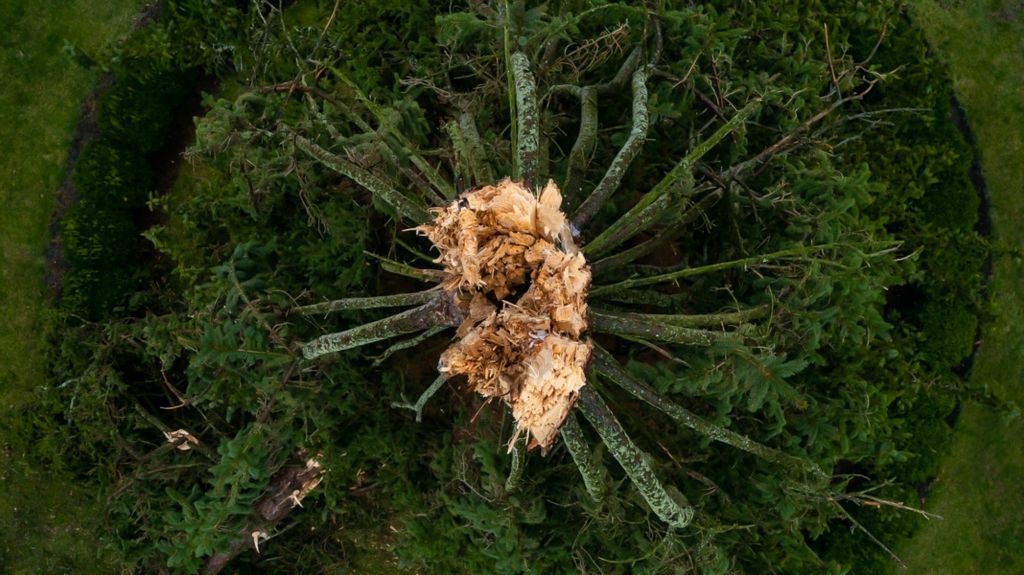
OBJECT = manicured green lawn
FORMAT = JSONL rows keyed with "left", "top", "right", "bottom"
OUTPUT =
{"left": 0, "top": 1, "right": 144, "bottom": 571}
{"left": 902, "top": 1, "right": 1024, "bottom": 573}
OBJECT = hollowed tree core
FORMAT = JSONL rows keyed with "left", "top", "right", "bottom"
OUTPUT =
{"left": 417, "top": 178, "right": 592, "bottom": 452}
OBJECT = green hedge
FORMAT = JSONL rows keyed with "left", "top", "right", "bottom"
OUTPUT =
{"left": 62, "top": 201, "right": 135, "bottom": 268}
{"left": 73, "top": 140, "right": 152, "bottom": 209}
{"left": 96, "top": 70, "right": 185, "bottom": 153}
{"left": 918, "top": 298, "right": 978, "bottom": 371}
{"left": 61, "top": 267, "right": 137, "bottom": 321}
{"left": 62, "top": 10, "right": 202, "bottom": 320}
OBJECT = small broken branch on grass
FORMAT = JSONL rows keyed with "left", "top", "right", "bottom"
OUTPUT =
{"left": 133, "top": 402, "right": 218, "bottom": 462}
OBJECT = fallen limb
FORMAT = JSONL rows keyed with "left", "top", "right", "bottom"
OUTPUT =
{"left": 510, "top": 52, "right": 541, "bottom": 186}
{"left": 562, "top": 85, "right": 598, "bottom": 203}
{"left": 392, "top": 374, "right": 448, "bottom": 422}
{"left": 590, "top": 243, "right": 839, "bottom": 298}
{"left": 590, "top": 309, "right": 742, "bottom": 346}
{"left": 302, "top": 295, "right": 462, "bottom": 360}
{"left": 203, "top": 456, "right": 325, "bottom": 575}
{"left": 286, "top": 128, "right": 430, "bottom": 224}
{"left": 560, "top": 411, "right": 608, "bottom": 503}
{"left": 572, "top": 65, "right": 651, "bottom": 229}
{"left": 598, "top": 305, "right": 770, "bottom": 329}
{"left": 294, "top": 289, "right": 439, "bottom": 316}
{"left": 576, "top": 386, "right": 694, "bottom": 529}
{"left": 590, "top": 190, "right": 722, "bottom": 275}
{"left": 583, "top": 99, "right": 761, "bottom": 257}
{"left": 591, "top": 345, "right": 829, "bottom": 483}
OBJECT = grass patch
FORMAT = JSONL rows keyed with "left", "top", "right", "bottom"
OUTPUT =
{"left": 0, "top": 1, "right": 145, "bottom": 571}
{"left": 901, "top": 1, "right": 1024, "bottom": 573}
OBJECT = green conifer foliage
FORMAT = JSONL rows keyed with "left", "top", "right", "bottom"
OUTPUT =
{"left": 41, "top": 2, "right": 986, "bottom": 573}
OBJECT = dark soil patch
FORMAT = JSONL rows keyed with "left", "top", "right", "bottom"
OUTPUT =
{"left": 949, "top": 93, "right": 994, "bottom": 381}
{"left": 139, "top": 70, "right": 220, "bottom": 231}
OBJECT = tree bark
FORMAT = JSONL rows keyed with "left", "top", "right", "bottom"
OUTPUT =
{"left": 203, "top": 457, "right": 324, "bottom": 575}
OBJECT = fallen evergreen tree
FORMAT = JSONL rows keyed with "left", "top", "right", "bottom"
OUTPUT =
{"left": 38, "top": 1, "right": 986, "bottom": 573}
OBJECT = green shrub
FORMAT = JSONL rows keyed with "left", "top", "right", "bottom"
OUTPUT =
{"left": 163, "top": 0, "right": 242, "bottom": 72}
{"left": 918, "top": 298, "right": 978, "bottom": 370}
{"left": 61, "top": 267, "right": 137, "bottom": 321}
{"left": 921, "top": 234, "right": 987, "bottom": 301}
{"left": 892, "top": 390, "right": 957, "bottom": 484}
{"left": 96, "top": 67, "right": 191, "bottom": 152}
{"left": 62, "top": 201, "right": 136, "bottom": 268}
{"left": 73, "top": 140, "right": 152, "bottom": 209}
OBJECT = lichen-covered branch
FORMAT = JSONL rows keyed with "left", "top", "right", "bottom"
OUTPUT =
{"left": 576, "top": 386, "right": 694, "bottom": 529}
{"left": 560, "top": 411, "right": 608, "bottom": 503}
{"left": 447, "top": 111, "right": 495, "bottom": 188}
{"left": 583, "top": 99, "right": 761, "bottom": 255}
{"left": 505, "top": 437, "right": 526, "bottom": 494}
{"left": 591, "top": 345, "right": 829, "bottom": 483}
{"left": 597, "top": 47, "right": 643, "bottom": 95}
{"left": 301, "top": 295, "right": 462, "bottom": 360}
{"left": 582, "top": 188, "right": 678, "bottom": 258}
{"left": 510, "top": 51, "right": 541, "bottom": 186}
{"left": 392, "top": 374, "right": 447, "bottom": 423}
{"left": 572, "top": 65, "right": 651, "bottom": 230}
{"left": 600, "top": 305, "right": 770, "bottom": 329}
{"left": 286, "top": 129, "right": 430, "bottom": 224}
{"left": 365, "top": 252, "right": 446, "bottom": 282}
{"left": 651, "top": 98, "right": 762, "bottom": 198}
{"left": 590, "top": 309, "right": 742, "bottom": 346}
{"left": 591, "top": 190, "right": 723, "bottom": 275}
{"left": 372, "top": 325, "right": 448, "bottom": 367}
{"left": 294, "top": 289, "right": 439, "bottom": 316}
{"left": 327, "top": 64, "right": 454, "bottom": 201}
{"left": 563, "top": 85, "right": 598, "bottom": 204}
{"left": 591, "top": 243, "right": 839, "bottom": 298}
